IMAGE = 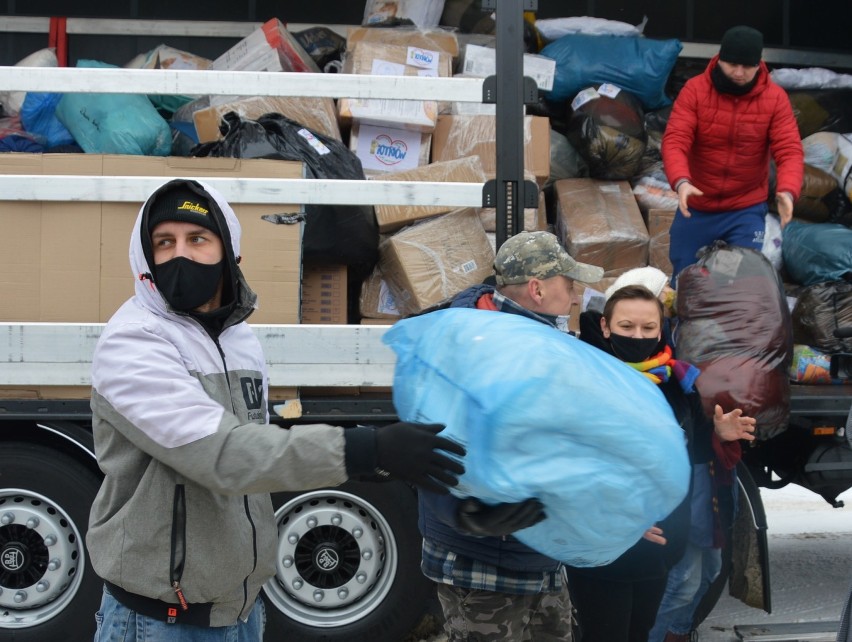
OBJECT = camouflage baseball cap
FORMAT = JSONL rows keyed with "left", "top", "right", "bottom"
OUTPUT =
{"left": 494, "top": 231, "right": 604, "bottom": 286}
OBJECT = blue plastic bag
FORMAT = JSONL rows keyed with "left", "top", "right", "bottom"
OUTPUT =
{"left": 55, "top": 60, "right": 171, "bottom": 155}
{"left": 782, "top": 220, "right": 852, "bottom": 285}
{"left": 19, "top": 91, "right": 76, "bottom": 149}
{"left": 384, "top": 308, "right": 690, "bottom": 567}
{"left": 540, "top": 34, "right": 682, "bottom": 110}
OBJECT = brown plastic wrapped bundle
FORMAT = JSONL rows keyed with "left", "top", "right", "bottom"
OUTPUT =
{"left": 553, "top": 178, "right": 649, "bottom": 277}
{"left": 791, "top": 281, "right": 852, "bottom": 354}
{"left": 676, "top": 243, "right": 793, "bottom": 440}
{"left": 379, "top": 208, "right": 494, "bottom": 315}
{"left": 565, "top": 85, "right": 647, "bottom": 180}
{"left": 796, "top": 164, "right": 849, "bottom": 223}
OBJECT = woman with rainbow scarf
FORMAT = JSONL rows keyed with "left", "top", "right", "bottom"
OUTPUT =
{"left": 564, "top": 283, "right": 756, "bottom": 642}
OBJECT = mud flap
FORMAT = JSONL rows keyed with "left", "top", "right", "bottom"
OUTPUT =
{"left": 728, "top": 463, "right": 772, "bottom": 612}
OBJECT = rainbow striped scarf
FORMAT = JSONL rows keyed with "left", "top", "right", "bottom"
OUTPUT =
{"left": 625, "top": 345, "right": 701, "bottom": 393}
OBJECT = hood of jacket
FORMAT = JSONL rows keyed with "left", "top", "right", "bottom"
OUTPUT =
{"left": 129, "top": 179, "right": 258, "bottom": 324}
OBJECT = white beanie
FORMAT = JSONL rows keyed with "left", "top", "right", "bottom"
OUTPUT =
{"left": 604, "top": 266, "right": 670, "bottom": 301}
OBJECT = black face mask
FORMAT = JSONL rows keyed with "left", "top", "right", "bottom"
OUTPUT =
{"left": 154, "top": 256, "right": 224, "bottom": 312}
{"left": 608, "top": 334, "right": 660, "bottom": 363}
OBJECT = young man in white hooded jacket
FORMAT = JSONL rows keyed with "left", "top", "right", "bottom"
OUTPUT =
{"left": 87, "top": 178, "right": 465, "bottom": 639}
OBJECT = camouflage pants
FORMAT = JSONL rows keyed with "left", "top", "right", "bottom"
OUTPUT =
{"left": 436, "top": 583, "right": 573, "bottom": 641}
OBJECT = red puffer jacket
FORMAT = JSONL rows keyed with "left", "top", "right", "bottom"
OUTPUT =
{"left": 662, "top": 55, "right": 803, "bottom": 213}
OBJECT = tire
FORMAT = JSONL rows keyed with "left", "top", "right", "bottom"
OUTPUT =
{"left": 0, "top": 442, "right": 102, "bottom": 642}
{"left": 263, "top": 480, "right": 434, "bottom": 641}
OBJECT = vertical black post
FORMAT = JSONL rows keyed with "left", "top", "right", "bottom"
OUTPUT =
{"left": 482, "top": 0, "right": 539, "bottom": 250}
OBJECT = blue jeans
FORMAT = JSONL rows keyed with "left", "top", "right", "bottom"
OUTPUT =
{"left": 647, "top": 543, "right": 722, "bottom": 640}
{"left": 94, "top": 586, "right": 266, "bottom": 642}
{"left": 669, "top": 202, "right": 768, "bottom": 285}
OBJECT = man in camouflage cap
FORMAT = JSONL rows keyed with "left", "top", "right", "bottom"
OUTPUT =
{"left": 418, "top": 231, "right": 603, "bottom": 641}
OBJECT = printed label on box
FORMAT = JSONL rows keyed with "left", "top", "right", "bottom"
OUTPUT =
{"left": 378, "top": 280, "right": 400, "bottom": 316}
{"left": 357, "top": 124, "right": 422, "bottom": 172}
{"left": 598, "top": 83, "right": 622, "bottom": 99}
{"left": 406, "top": 47, "right": 440, "bottom": 70}
{"left": 371, "top": 59, "right": 406, "bottom": 76}
{"left": 297, "top": 129, "right": 331, "bottom": 156}
{"left": 571, "top": 87, "right": 599, "bottom": 112}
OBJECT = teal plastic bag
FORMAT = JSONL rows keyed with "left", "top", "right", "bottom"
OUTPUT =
{"left": 782, "top": 220, "right": 852, "bottom": 285}
{"left": 55, "top": 60, "right": 171, "bottom": 155}
{"left": 384, "top": 308, "right": 690, "bottom": 567}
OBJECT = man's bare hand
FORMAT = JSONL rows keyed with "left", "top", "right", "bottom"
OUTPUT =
{"left": 776, "top": 192, "right": 794, "bottom": 228}
{"left": 677, "top": 182, "right": 704, "bottom": 217}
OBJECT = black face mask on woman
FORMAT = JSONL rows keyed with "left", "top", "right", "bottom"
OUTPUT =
{"left": 154, "top": 256, "right": 224, "bottom": 312}
{"left": 608, "top": 334, "right": 660, "bottom": 363}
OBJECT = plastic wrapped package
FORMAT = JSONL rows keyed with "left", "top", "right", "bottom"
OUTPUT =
{"left": 291, "top": 26, "right": 346, "bottom": 69}
{"left": 55, "top": 60, "right": 172, "bottom": 156}
{"left": 192, "top": 113, "right": 378, "bottom": 280}
{"left": 647, "top": 209, "right": 675, "bottom": 275}
{"left": 124, "top": 45, "right": 211, "bottom": 118}
{"left": 0, "top": 115, "right": 43, "bottom": 152}
{"left": 431, "top": 114, "right": 551, "bottom": 185}
{"left": 0, "top": 48, "right": 57, "bottom": 117}
{"left": 772, "top": 68, "right": 852, "bottom": 90}
{"left": 384, "top": 308, "right": 690, "bottom": 566}
{"left": 791, "top": 164, "right": 851, "bottom": 223}
{"left": 554, "top": 178, "right": 650, "bottom": 277}
{"left": 189, "top": 95, "right": 341, "bottom": 143}
{"left": 19, "top": 92, "right": 76, "bottom": 149}
{"left": 632, "top": 173, "right": 678, "bottom": 214}
{"left": 789, "top": 345, "right": 843, "bottom": 384}
{"left": 565, "top": 84, "right": 647, "bottom": 180}
{"left": 762, "top": 213, "right": 783, "bottom": 271}
{"left": 546, "top": 129, "right": 588, "bottom": 188}
{"left": 787, "top": 89, "right": 852, "bottom": 138}
{"left": 782, "top": 221, "right": 852, "bottom": 286}
{"left": 359, "top": 264, "right": 402, "bottom": 319}
{"left": 339, "top": 41, "right": 452, "bottom": 131}
{"left": 378, "top": 208, "right": 494, "bottom": 315}
{"left": 346, "top": 25, "right": 460, "bottom": 58}
{"left": 370, "top": 156, "right": 486, "bottom": 232}
{"left": 675, "top": 243, "right": 793, "bottom": 440}
{"left": 362, "top": 0, "right": 446, "bottom": 29}
{"left": 791, "top": 281, "right": 852, "bottom": 354}
{"left": 540, "top": 33, "right": 682, "bottom": 110}
{"left": 802, "top": 131, "right": 843, "bottom": 173}
{"left": 534, "top": 16, "right": 647, "bottom": 40}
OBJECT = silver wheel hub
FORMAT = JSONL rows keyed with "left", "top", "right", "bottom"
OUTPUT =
{"left": 0, "top": 489, "right": 85, "bottom": 629}
{"left": 264, "top": 490, "right": 398, "bottom": 628}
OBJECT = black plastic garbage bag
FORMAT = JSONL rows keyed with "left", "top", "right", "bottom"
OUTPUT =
{"left": 192, "top": 112, "right": 379, "bottom": 280}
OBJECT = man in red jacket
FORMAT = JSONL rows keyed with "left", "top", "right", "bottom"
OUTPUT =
{"left": 662, "top": 25, "right": 803, "bottom": 283}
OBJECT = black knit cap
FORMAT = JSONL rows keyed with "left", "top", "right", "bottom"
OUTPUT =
{"left": 719, "top": 26, "right": 763, "bottom": 66}
{"left": 147, "top": 183, "right": 220, "bottom": 237}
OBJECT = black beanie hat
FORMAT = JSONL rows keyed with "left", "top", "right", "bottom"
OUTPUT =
{"left": 719, "top": 26, "right": 763, "bottom": 66}
{"left": 147, "top": 183, "right": 220, "bottom": 237}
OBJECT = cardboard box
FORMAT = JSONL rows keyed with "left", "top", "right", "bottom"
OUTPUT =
{"left": 359, "top": 265, "right": 402, "bottom": 319}
{"left": 347, "top": 26, "right": 459, "bottom": 58}
{"left": 339, "top": 41, "right": 452, "bottom": 132}
{"left": 349, "top": 122, "right": 431, "bottom": 178}
{"left": 211, "top": 18, "right": 319, "bottom": 73}
{"left": 647, "top": 209, "right": 675, "bottom": 276}
{"left": 371, "top": 157, "right": 485, "bottom": 231}
{"left": 554, "top": 179, "right": 649, "bottom": 278}
{"left": 379, "top": 208, "right": 494, "bottom": 315}
{"left": 0, "top": 154, "right": 303, "bottom": 324}
{"left": 300, "top": 264, "right": 348, "bottom": 324}
{"left": 461, "top": 44, "right": 556, "bottom": 92}
{"left": 193, "top": 95, "right": 341, "bottom": 143}
{"left": 431, "top": 115, "right": 551, "bottom": 186}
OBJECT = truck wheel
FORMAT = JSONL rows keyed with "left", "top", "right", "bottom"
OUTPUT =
{"left": 263, "top": 480, "right": 434, "bottom": 641}
{"left": 0, "top": 442, "right": 101, "bottom": 642}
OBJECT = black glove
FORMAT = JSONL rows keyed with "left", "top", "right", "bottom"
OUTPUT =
{"left": 456, "top": 498, "right": 546, "bottom": 537}
{"left": 374, "top": 422, "right": 466, "bottom": 494}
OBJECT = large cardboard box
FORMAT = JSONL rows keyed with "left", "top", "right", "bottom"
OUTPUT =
{"left": 461, "top": 44, "right": 556, "bottom": 91}
{"left": 339, "top": 41, "right": 453, "bottom": 132}
{"left": 359, "top": 265, "right": 401, "bottom": 319}
{"left": 431, "top": 115, "right": 551, "bottom": 185}
{"left": 300, "top": 264, "right": 348, "bottom": 325}
{"left": 647, "top": 209, "right": 675, "bottom": 276}
{"left": 554, "top": 179, "right": 649, "bottom": 278}
{"left": 347, "top": 26, "right": 459, "bottom": 58}
{"left": 193, "top": 95, "right": 341, "bottom": 143}
{"left": 371, "top": 157, "right": 485, "bottom": 232}
{"left": 0, "top": 154, "right": 303, "bottom": 324}
{"left": 379, "top": 208, "right": 494, "bottom": 315}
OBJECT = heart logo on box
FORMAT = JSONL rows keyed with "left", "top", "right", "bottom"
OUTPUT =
{"left": 370, "top": 134, "right": 409, "bottom": 166}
